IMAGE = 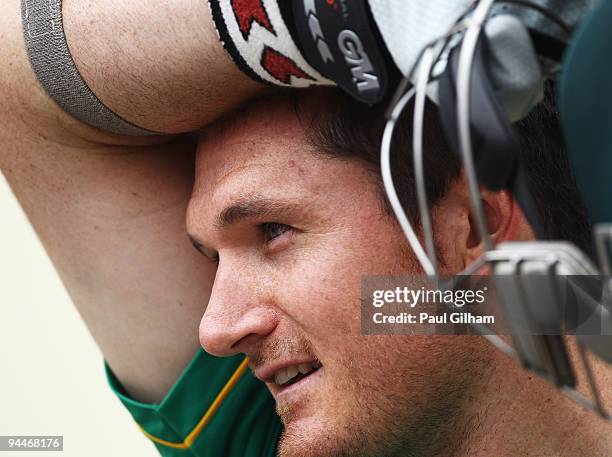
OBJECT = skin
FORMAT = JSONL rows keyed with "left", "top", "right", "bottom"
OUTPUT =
{"left": 188, "top": 94, "right": 612, "bottom": 457}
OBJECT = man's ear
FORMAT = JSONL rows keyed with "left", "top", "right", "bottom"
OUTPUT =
{"left": 432, "top": 174, "right": 535, "bottom": 272}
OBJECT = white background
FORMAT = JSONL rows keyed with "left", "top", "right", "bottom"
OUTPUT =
{"left": 0, "top": 174, "right": 158, "bottom": 456}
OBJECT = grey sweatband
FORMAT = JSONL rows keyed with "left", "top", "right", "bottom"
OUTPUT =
{"left": 21, "top": 0, "right": 159, "bottom": 136}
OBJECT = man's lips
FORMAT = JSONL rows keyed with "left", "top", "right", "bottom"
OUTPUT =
{"left": 253, "top": 358, "right": 322, "bottom": 391}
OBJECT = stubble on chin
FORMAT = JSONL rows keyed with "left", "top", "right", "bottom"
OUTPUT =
{"left": 275, "top": 336, "right": 490, "bottom": 457}
{"left": 274, "top": 358, "right": 403, "bottom": 457}
{"left": 277, "top": 419, "right": 372, "bottom": 457}
{"left": 274, "top": 366, "right": 378, "bottom": 457}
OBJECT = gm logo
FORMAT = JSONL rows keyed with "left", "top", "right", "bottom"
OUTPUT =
{"left": 337, "top": 29, "right": 380, "bottom": 95}
{"left": 298, "top": 0, "right": 385, "bottom": 102}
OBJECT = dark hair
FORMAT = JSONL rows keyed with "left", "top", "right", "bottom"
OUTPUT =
{"left": 305, "top": 83, "right": 593, "bottom": 255}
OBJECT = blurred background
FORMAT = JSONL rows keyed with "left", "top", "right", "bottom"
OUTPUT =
{"left": 0, "top": 174, "right": 158, "bottom": 456}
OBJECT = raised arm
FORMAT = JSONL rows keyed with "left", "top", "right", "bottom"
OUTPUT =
{"left": 0, "top": 0, "right": 264, "bottom": 403}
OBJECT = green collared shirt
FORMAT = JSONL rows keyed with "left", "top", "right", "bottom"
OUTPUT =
{"left": 106, "top": 349, "right": 281, "bottom": 456}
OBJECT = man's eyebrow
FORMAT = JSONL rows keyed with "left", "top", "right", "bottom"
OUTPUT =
{"left": 214, "top": 196, "right": 303, "bottom": 229}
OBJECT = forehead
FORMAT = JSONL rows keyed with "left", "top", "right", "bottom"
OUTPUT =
{"left": 193, "top": 100, "right": 315, "bottom": 201}
{"left": 189, "top": 95, "right": 376, "bottom": 220}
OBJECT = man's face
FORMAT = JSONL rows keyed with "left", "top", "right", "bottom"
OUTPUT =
{"left": 187, "top": 96, "right": 494, "bottom": 457}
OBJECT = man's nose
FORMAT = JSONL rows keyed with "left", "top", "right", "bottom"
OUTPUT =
{"left": 199, "top": 264, "right": 278, "bottom": 357}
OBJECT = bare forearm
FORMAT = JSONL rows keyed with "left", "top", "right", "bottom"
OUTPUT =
{"left": 1, "top": 0, "right": 262, "bottom": 145}
{"left": 62, "top": 0, "right": 262, "bottom": 134}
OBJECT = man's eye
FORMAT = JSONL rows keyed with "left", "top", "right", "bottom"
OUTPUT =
{"left": 262, "top": 223, "right": 291, "bottom": 242}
